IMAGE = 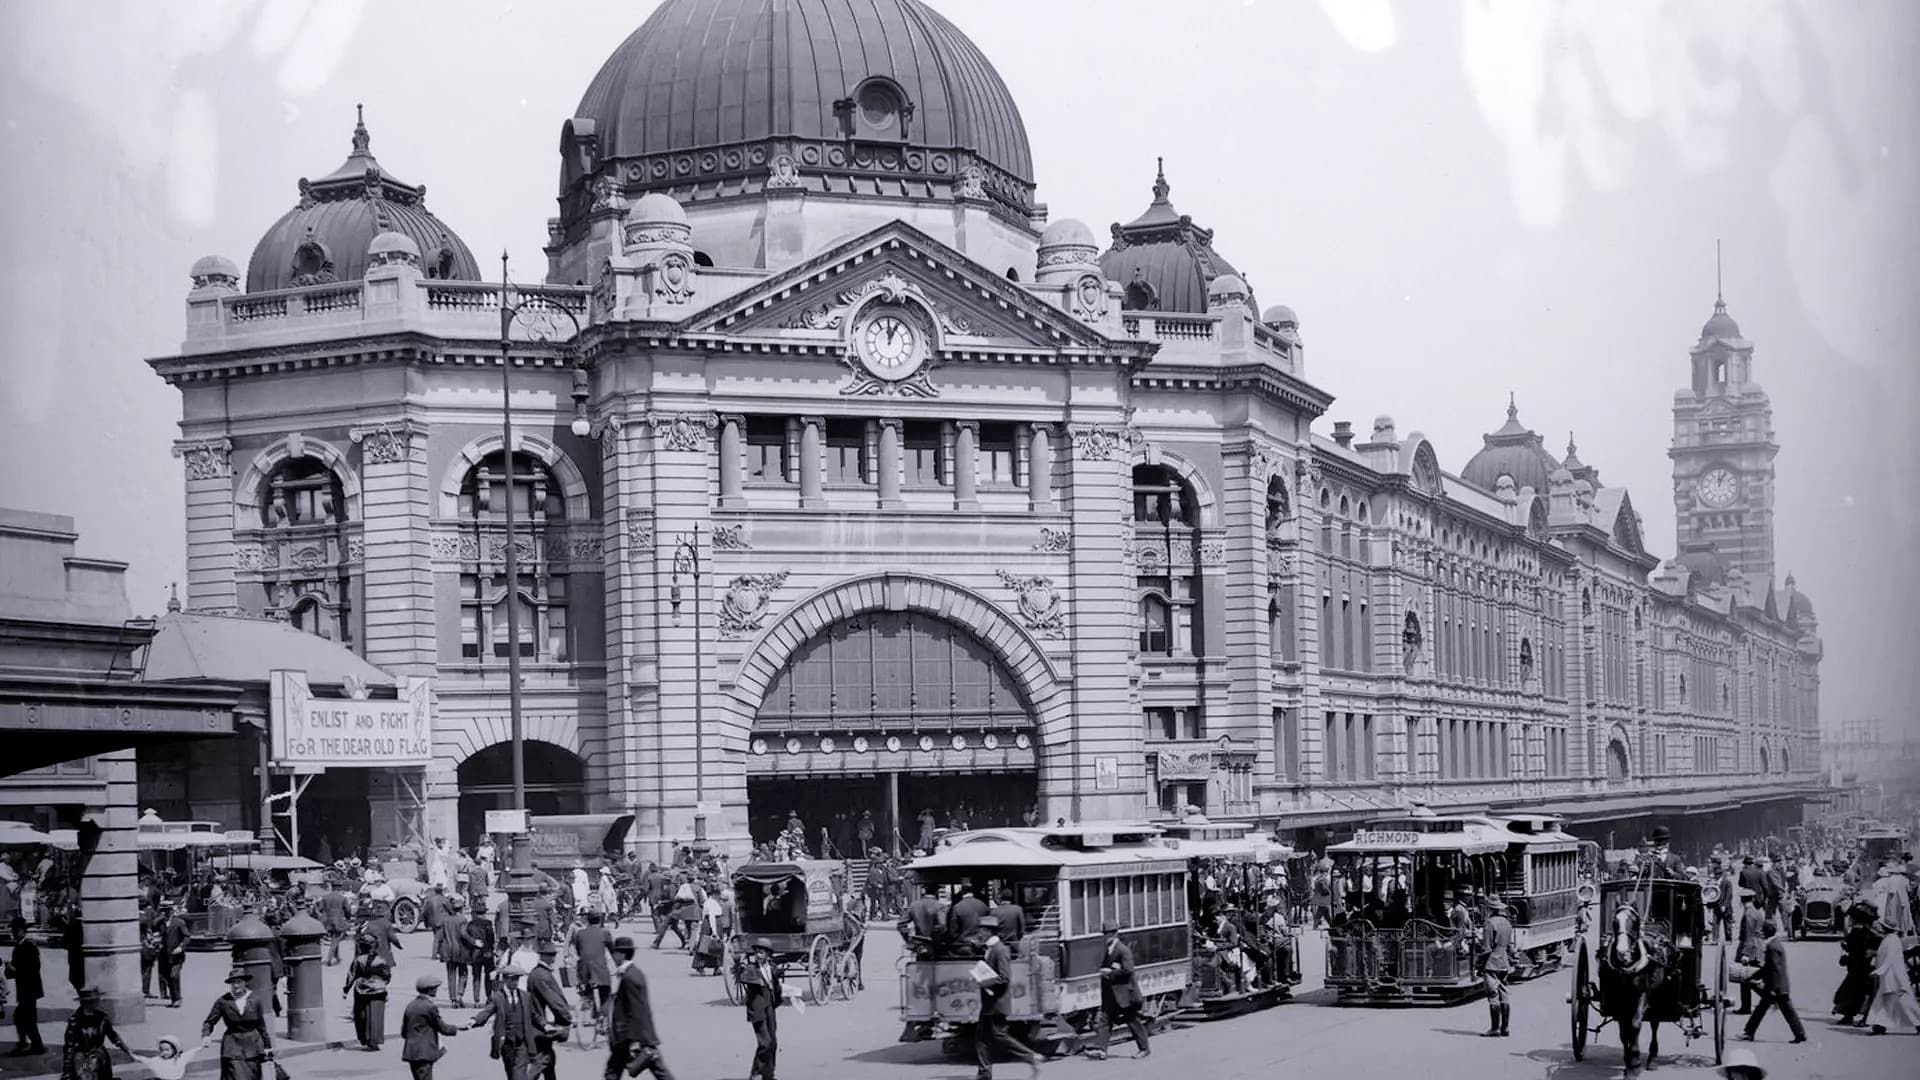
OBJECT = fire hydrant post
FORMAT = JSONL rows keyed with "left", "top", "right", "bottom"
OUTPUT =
{"left": 226, "top": 911, "right": 277, "bottom": 1000}
{"left": 278, "top": 910, "right": 326, "bottom": 1041}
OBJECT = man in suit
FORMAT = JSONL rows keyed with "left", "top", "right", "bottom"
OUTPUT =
{"left": 439, "top": 896, "right": 473, "bottom": 1007}
{"left": 1737, "top": 857, "right": 1767, "bottom": 906}
{"left": 987, "top": 889, "right": 1026, "bottom": 947}
{"left": 137, "top": 902, "right": 160, "bottom": 998}
{"left": 607, "top": 936, "right": 674, "bottom": 1078}
{"left": 972, "top": 916, "right": 1042, "bottom": 1080}
{"left": 948, "top": 886, "right": 989, "bottom": 948}
{"left": 463, "top": 901, "right": 497, "bottom": 1001}
{"left": 159, "top": 900, "right": 190, "bottom": 1007}
{"left": 401, "top": 973, "right": 462, "bottom": 1080}
{"left": 469, "top": 961, "right": 546, "bottom": 1080}
{"left": 319, "top": 880, "right": 354, "bottom": 966}
{"left": 6, "top": 915, "right": 43, "bottom": 1055}
{"left": 1735, "top": 888, "right": 1766, "bottom": 1014}
{"left": 570, "top": 910, "right": 615, "bottom": 1020}
{"left": 1480, "top": 896, "right": 1516, "bottom": 1038}
{"left": 526, "top": 944, "right": 571, "bottom": 1080}
{"left": 1088, "top": 920, "right": 1149, "bottom": 1060}
{"left": 739, "top": 937, "right": 786, "bottom": 1080}
{"left": 422, "top": 883, "right": 451, "bottom": 962}
{"left": 898, "top": 885, "right": 947, "bottom": 954}
{"left": 1739, "top": 919, "right": 1807, "bottom": 1044}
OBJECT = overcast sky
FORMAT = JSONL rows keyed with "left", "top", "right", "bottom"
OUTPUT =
{"left": 2, "top": 0, "right": 1915, "bottom": 737}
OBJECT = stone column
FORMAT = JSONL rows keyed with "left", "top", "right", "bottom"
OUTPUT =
{"left": 173, "top": 438, "right": 235, "bottom": 612}
{"left": 798, "top": 416, "right": 824, "bottom": 507}
{"left": 1027, "top": 425, "right": 1053, "bottom": 511}
{"left": 1060, "top": 421, "right": 1144, "bottom": 820}
{"left": 953, "top": 421, "right": 979, "bottom": 510}
{"left": 877, "top": 419, "right": 903, "bottom": 509}
{"left": 82, "top": 751, "right": 143, "bottom": 1021}
{"left": 717, "top": 415, "right": 743, "bottom": 506}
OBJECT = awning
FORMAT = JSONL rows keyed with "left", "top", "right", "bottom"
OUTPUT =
{"left": 1523, "top": 784, "right": 1824, "bottom": 824}
{"left": 0, "top": 678, "right": 242, "bottom": 776}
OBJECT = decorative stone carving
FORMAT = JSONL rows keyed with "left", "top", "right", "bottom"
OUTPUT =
{"left": 544, "top": 533, "right": 602, "bottom": 561}
{"left": 591, "top": 260, "right": 617, "bottom": 324}
{"left": 719, "top": 570, "right": 790, "bottom": 639}
{"left": 234, "top": 544, "right": 277, "bottom": 572}
{"left": 430, "top": 533, "right": 480, "bottom": 562}
{"left": 711, "top": 524, "right": 751, "bottom": 551}
{"left": 1071, "top": 426, "right": 1134, "bottom": 461}
{"left": 625, "top": 513, "right": 655, "bottom": 553}
{"left": 1199, "top": 540, "right": 1225, "bottom": 566}
{"left": 173, "top": 438, "right": 233, "bottom": 481}
{"left": 598, "top": 415, "right": 624, "bottom": 460}
{"left": 645, "top": 412, "right": 718, "bottom": 452}
{"left": 1268, "top": 551, "right": 1295, "bottom": 579}
{"left": 290, "top": 546, "right": 327, "bottom": 571}
{"left": 956, "top": 163, "right": 987, "bottom": 200}
{"left": 1033, "top": 527, "right": 1072, "bottom": 553}
{"left": 995, "top": 569, "right": 1066, "bottom": 639}
{"left": 588, "top": 174, "right": 628, "bottom": 214}
{"left": 349, "top": 422, "right": 416, "bottom": 465}
{"left": 779, "top": 270, "right": 934, "bottom": 332}
{"left": 486, "top": 536, "right": 537, "bottom": 564}
{"left": 837, "top": 351, "right": 939, "bottom": 399}
{"left": 1253, "top": 444, "right": 1286, "bottom": 480}
{"left": 346, "top": 538, "right": 364, "bottom": 565}
{"left": 1067, "top": 272, "right": 1109, "bottom": 324}
{"left": 765, "top": 152, "right": 802, "bottom": 189}
{"left": 653, "top": 251, "right": 694, "bottom": 304}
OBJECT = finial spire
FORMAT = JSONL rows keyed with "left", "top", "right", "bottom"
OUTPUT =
{"left": 1566, "top": 431, "right": 1579, "bottom": 459}
{"left": 1713, "top": 238, "right": 1726, "bottom": 314}
{"left": 351, "top": 103, "right": 370, "bottom": 155}
{"left": 166, "top": 582, "right": 181, "bottom": 613}
{"left": 1506, "top": 391, "right": 1517, "bottom": 421}
{"left": 1152, "top": 156, "right": 1169, "bottom": 203}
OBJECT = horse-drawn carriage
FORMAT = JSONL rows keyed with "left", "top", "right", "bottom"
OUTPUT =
{"left": 1570, "top": 874, "right": 1727, "bottom": 1069}
{"left": 721, "top": 859, "right": 864, "bottom": 1006}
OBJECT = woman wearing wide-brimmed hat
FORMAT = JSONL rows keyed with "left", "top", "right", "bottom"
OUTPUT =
{"left": 57, "top": 986, "right": 131, "bottom": 1080}
{"left": 345, "top": 932, "right": 393, "bottom": 1050}
{"left": 200, "top": 969, "right": 273, "bottom": 1080}
{"left": 1865, "top": 916, "right": 1920, "bottom": 1035}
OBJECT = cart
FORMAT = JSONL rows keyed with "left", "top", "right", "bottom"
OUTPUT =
{"left": 721, "top": 859, "right": 862, "bottom": 1006}
{"left": 1570, "top": 875, "right": 1726, "bottom": 1068}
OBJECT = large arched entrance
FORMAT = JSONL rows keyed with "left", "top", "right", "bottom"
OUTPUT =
{"left": 747, "top": 610, "right": 1038, "bottom": 856}
{"left": 456, "top": 742, "right": 585, "bottom": 846}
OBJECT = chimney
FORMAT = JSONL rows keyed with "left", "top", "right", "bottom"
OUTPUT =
{"left": 1332, "top": 420, "right": 1355, "bottom": 448}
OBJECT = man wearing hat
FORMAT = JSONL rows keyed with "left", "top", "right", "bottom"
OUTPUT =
{"left": 528, "top": 943, "right": 572, "bottom": 1080}
{"left": 1739, "top": 919, "right": 1807, "bottom": 1044}
{"left": 607, "top": 935, "right": 673, "bottom": 1077}
{"left": 319, "top": 876, "right": 355, "bottom": 966}
{"left": 1480, "top": 895, "right": 1515, "bottom": 1037}
{"left": 971, "top": 915, "right": 1041, "bottom": 1079}
{"left": 470, "top": 961, "right": 545, "bottom": 1080}
{"left": 402, "top": 973, "right": 463, "bottom": 1080}
{"left": 1718, "top": 1046, "right": 1767, "bottom": 1080}
{"left": 1643, "top": 826, "right": 1686, "bottom": 879}
{"left": 1734, "top": 883, "right": 1766, "bottom": 1014}
{"left": 158, "top": 898, "right": 190, "bottom": 1008}
{"left": 422, "top": 881, "right": 451, "bottom": 963}
{"left": 571, "top": 909, "right": 616, "bottom": 1020}
{"left": 739, "top": 937, "right": 787, "bottom": 1080}
{"left": 1087, "top": 920, "right": 1148, "bottom": 1060}
{"left": 439, "top": 895, "right": 474, "bottom": 1008}
{"left": 203, "top": 967, "right": 273, "bottom": 1080}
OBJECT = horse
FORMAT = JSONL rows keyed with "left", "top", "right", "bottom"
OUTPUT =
{"left": 1596, "top": 901, "right": 1672, "bottom": 1069}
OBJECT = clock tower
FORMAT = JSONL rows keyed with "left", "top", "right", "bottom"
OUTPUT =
{"left": 1670, "top": 279, "right": 1779, "bottom": 587}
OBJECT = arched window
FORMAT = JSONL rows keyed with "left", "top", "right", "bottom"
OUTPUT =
{"left": 1265, "top": 476, "right": 1290, "bottom": 546}
{"left": 1518, "top": 637, "right": 1533, "bottom": 682}
{"left": 1132, "top": 464, "right": 1196, "bottom": 526}
{"left": 693, "top": 251, "right": 715, "bottom": 268}
{"left": 456, "top": 451, "right": 572, "bottom": 663}
{"left": 289, "top": 597, "right": 329, "bottom": 639}
{"left": 1607, "top": 739, "right": 1630, "bottom": 782}
{"left": 262, "top": 458, "right": 345, "bottom": 527}
{"left": 1005, "top": 267, "right": 1020, "bottom": 282}
{"left": 1139, "top": 594, "right": 1171, "bottom": 654}
{"left": 1402, "top": 611, "right": 1423, "bottom": 673}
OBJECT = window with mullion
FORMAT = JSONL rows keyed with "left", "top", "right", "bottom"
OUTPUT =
{"left": 745, "top": 416, "right": 791, "bottom": 482}
{"left": 824, "top": 418, "right": 869, "bottom": 484}
{"left": 979, "top": 422, "right": 1018, "bottom": 486}
{"left": 902, "top": 420, "right": 944, "bottom": 486}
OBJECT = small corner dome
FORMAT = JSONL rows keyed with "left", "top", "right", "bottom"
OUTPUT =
{"left": 1207, "top": 273, "right": 1250, "bottom": 304}
{"left": 190, "top": 255, "right": 241, "bottom": 288}
{"left": 626, "top": 191, "right": 687, "bottom": 225}
{"left": 1701, "top": 307, "right": 1741, "bottom": 341}
{"left": 1038, "top": 218, "right": 1096, "bottom": 249}
{"left": 1262, "top": 304, "right": 1298, "bottom": 326}
{"left": 368, "top": 231, "right": 420, "bottom": 259}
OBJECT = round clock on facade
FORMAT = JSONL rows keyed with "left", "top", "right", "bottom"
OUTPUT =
{"left": 982, "top": 733, "right": 999, "bottom": 750}
{"left": 852, "top": 736, "right": 870, "bottom": 754}
{"left": 750, "top": 738, "right": 768, "bottom": 756}
{"left": 818, "top": 736, "right": 837, "bottom": 754}
{"left": 917, "top": 734, "right": 935, "bottom": 752}
{"left": 884, "top": 735, "right": 902, "bottom": 753}
{"left": 1698, "top": 467, "right": 1739, "bottom": 507}
{"left": 785, "top": 737, "right": 803, "bottom": 755}
{"left": 854, "top": 306, "right": 923, "bottom": 379}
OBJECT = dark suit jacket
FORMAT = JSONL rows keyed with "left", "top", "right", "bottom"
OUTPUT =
{"left": 900, "top": 897, "right": 946, "bottom": 941}
{"left": 202, "top": 991, "right": 272, "bottom": 1061}
{"left": 740, "top": 958, "right": 785, "bottom": 1024}
{"left": 318, "top": 891, "right": 353, "bottom": 933}
{"left": 438, "top": 915, "right": 473, "bottom": 966}
{"left": 571, "top": 925, "right": 614, "bottom": 986}
{"left": 7, "top": 939, "right": 42, "bottom": 1001}
{"left": 948, "top": 896, "right": 988, "bottom": 941}
{"left": 1737, "top": 907, "right": 1766, "bottom": 964}
{"left": 1099, "top": 939, "right": 1140, "bottom": 1009}
{"left": 609, "top": 963, "right": 660, "bottom": 1046}
{"left": 1758, "top": 936, "right": 1793, "bottom": 995}
{"left": 162, "top": 916, "right": 190, "bottom": 956}
{"left": 526, "top": 963, "right": 572, "bottom": 1031}
{"left": 463, "top": 915, "right": 496, "bottom": 966}
{"left": 472, "top": 986, "right": 542, "bottom": 1049}
{"left": 988, "top": 903, "right": 1026, "bottom": 942}
{"left": 1738, "top": 865, "right": 1767, "bottom": 898}
{"left": 980, "top": 941, "right": 1016, "bottom": 1017}
{"left": 401, "top": 995, "right": 459, "bottom": 1062}
{"left": 421, "top": 893, "right": 449, "bottom": 931}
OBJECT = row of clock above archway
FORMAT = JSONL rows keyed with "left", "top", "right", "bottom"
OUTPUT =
{"left": 748, "top": 732, "right": 1033, "bottom": 756}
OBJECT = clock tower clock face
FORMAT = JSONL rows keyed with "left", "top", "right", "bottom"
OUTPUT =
{"left": 1698, "top": 467, "right": 1739, "bottom": 507}
{"left": 855, "top": 309, "right": 922, "bottom": 378}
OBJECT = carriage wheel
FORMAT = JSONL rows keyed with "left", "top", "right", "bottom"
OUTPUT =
{"left": 391, "top": 897, "right": 420, "bottom": 934}
{"left": 831, "top": 950, "right": 858, "bottom": 1001}
{"left": 721, "top": 938, "right": 742, "bottom": 1005}
{"left": 806, "top": 935, "right": 833, "bottom": 1004}
{"left": 1570, "top": 938, "right": 1591, "bottom": 1061}
{"left": 1711, "top": 939, "right": 1729, "bottom": 1064}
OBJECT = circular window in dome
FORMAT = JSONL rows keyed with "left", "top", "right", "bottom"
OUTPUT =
{"left": 858, "top": 82, "right": 901, "bottom": 128}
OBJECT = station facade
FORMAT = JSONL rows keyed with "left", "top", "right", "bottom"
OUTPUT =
{"left": 147, "top": 0, "right": 1821, "bottom": 860}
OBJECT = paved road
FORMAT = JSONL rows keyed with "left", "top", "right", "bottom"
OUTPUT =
{"left": 7, "top": 925, "right": 1909, "bottom": 1078}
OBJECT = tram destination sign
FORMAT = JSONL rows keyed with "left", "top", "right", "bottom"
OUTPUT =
{"left": 1351, "top": 829, "right": 1424, "bottom": 847}
{"left": 270, "top": 670, "right": 434, "bottom": 768}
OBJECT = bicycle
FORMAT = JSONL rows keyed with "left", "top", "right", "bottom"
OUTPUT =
{"left": 569, "top": 986, "right": 606, "bottom": 1050}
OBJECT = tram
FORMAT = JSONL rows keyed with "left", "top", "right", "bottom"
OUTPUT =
{"left": 898, "top": 823, "right": 1191, "bottom": 1056}
{"left": 1156, "top": 818, "right": 1301, "bottom": 1017}
{"left": 1325, "top": 808, "right": 1583, "bottom": 1003}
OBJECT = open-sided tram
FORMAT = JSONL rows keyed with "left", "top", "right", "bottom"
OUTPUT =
{"left": 898, "top": 824, "right": 1191, "bottom": 1056}
{"left": 1325, "top": 810, "right": 1583, "bottom": 1003}
{"left": 1157, "top": 818, "right": 1301, "bottom": 1018}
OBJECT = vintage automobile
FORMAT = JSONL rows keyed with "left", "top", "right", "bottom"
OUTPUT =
{"left": 1798, "top": 875, "right": 1846, "bottom": 938}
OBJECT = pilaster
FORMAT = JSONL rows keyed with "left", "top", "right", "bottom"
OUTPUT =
{"left": 174, "top": 438, "right": 235, "bottom": 612}
{"left": 1060, "top": 422, "right": 1141, "bottom": 820}
{"left": 350, "top": 420, "right": 434, "bottom": 674}
{"left": 81, "top": 751, "right": 144, "bottom": 1021}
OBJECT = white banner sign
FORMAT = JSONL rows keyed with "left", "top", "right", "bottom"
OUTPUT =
{"left": 485, "top": 809, "right": 529, "bottom": 835}
{"left": 270, "top": 670, "right": 433, "bottom": 767}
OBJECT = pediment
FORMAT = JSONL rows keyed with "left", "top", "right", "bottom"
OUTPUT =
{"left": 679, "top": 222, "right": 1126, "bottom": 355}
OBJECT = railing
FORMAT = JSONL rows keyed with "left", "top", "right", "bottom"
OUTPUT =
{"left": 228, "top": 295, "right": 288, "bottom": 322}
{"left": 1121, "top": 313, "right": 1219, "bottom": 342}
{"left": 424, "top": 281, "right": 590, "bottom": 318}
{"left": 304, "top": 285, "right": 361, "bottom": 313}
{"left": 1326, "top": 918, "right": 1471, "bottom": 989}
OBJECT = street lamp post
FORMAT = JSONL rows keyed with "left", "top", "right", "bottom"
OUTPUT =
{"left": 670, "top": 528, "right": 706, "bottom": 840}
{"left": 496, "top": 252, "right": 589, "bottom": 952}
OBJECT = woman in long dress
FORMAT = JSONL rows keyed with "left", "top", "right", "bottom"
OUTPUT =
{"left": 1833, "top": 905, "right": 1881, "bottom": 1025}
{"left": 201, "top": 969, "right": 273, "bottom": 1080}
{"left": 59, "top": 987, "right": 132, "bottom": 1080}
{"left": 344, "top": 933, "right": 392, "bottom": 1050}
{"left": 1866, "top": 918, "right": 1920, "bottom": 1035}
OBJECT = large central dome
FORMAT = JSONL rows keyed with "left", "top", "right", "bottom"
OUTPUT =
{"left": 558, "top": 0, "right": 1035, "bottom": 234}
